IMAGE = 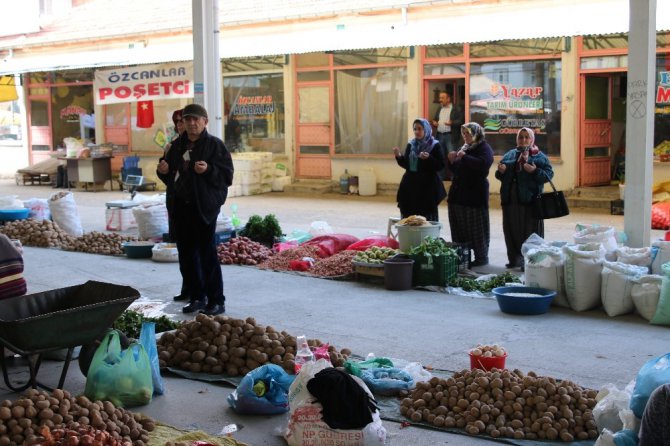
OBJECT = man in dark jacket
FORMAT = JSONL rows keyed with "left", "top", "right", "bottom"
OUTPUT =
{"left": 157, "top": 103, "right": 234, "bottom": 315}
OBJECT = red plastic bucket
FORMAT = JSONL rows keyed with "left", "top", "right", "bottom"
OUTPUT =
{"left": 469, "top": 353, "right": 507, "bottom": 371}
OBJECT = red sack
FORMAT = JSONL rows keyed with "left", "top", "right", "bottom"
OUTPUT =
{"left": 273, "top": 241, "right": 299, "bottom": 252}
{"left": 347, "top": 235, "right": 399, "bottom": 251}
{"left": 652, "top": 202, "right": 670, "bottom": 229}
{"left": 301, "top": 234, "right": 359, "bottom": 258}
{"left": 289, "top": 260, "right": 312, "bottom": 271}
{"left": 313, "top": 344, "right": 332, "bottom": 363}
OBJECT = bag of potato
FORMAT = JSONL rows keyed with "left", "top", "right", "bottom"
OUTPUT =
{"left": 132, "top": 202, "right": 169, "bottom": 241}
{"left": 84, "top": 330, "right": 153, "bottom": 408}
{"left": 563, "top": 243, "right": 606, "bottom": 311}
{"left": 600, "top": 261, "right": 648, "bottom": 317}
{"left": 524, "top": 246, "right": 569, "bottom": 308}
{"left": 631, "top": 275, "right": 662, "bottom": 321}
{"left": 48, "top": 191, "right": 83, "bottom": 237}
{"left": 573, "top": 225, "right": 618, "bottom": 260}
{"left": 616, "top": 246, "right": 654, "bottom": 272}
{"left": 284, "top": 360, "right": 386, "bottom": 446}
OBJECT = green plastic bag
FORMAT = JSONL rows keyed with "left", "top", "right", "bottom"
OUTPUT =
{"left": 84, "top": 329, "right": 153, "bottom": 407}
{"left": 344, "top": 357, "right": 394, "bottom": 377}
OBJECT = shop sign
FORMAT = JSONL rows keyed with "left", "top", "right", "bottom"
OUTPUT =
{"left": 657, "top": 71, "right": 670, "bottom": 103}
{"left": 478, "top": 83, "right": 546, "bottom": 133}
{"left": 60, "top": 104, "right": 87, "bottom": 123}
{"left": 94, "top": 62, "right": 193, "bottom": 105}
{"left": 232, "top": 95, "right": 275, "bottom": 115}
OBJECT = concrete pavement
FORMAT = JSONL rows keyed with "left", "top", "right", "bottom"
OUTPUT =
{"left": 0, "top": 180, "right": 668, "bottom": 446}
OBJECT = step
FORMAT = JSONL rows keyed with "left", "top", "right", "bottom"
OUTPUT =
{"left": 283, "top": 180, "right": 334, "bottom": 194}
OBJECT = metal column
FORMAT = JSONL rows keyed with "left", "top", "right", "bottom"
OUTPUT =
{"left": 192, "top": 0, "right": 223, "bottom": 139}
{"left": 624, "top": 0, "right": 656, "bottom": 247}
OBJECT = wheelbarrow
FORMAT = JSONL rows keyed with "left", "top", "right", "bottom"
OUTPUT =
{"left": 0, "top": 280, "right": 140, "bottom": 391}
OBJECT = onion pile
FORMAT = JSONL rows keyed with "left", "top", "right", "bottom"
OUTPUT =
{"left": 216, "top": 236, "right": 273, "bottom": 265}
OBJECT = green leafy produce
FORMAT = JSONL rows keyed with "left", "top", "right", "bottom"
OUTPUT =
{"left": 409, "top": 236, "right": 460, "bottom": 259}
{"left": 449, "top": 272, "right": 521, "bottom": 292}
{"left": 239, "top": 214, "right": 284, "bottom": 247}
{"left": 113, "top": 310, "right": 182, "bottom": 339}
{"left": 353, "top": 246, "right": 398, "bottom": 264}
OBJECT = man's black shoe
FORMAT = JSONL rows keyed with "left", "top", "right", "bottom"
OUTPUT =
{"left": 173, "top": 294, "right": 189, "bottom": 302}
{"left": 182, "top": 300, "right": 207, "bottom": 314}
{"left": 200, "top": 303, "right": 225, "bottom": 316}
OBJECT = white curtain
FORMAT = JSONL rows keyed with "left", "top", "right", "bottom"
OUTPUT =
{"left": 335, "top": 67, "right": 407, "bottom": 154}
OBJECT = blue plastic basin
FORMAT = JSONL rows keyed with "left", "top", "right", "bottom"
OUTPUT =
{"left": 492, "top": 286, "right": 557, "bottom": 315}
{"left": 0, "top": 209, "right": 29, "bottom": 221}
{"left": 122, "top": 241, "right": 155, "bottom": 259}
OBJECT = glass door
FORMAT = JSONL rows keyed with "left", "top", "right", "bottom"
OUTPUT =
{"left": 296, "top": 83, "right": 331, "bottom": 178}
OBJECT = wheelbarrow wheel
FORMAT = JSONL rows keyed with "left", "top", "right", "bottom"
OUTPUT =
{"left": 78, "top": 330, "right": 131, "bottom": 377}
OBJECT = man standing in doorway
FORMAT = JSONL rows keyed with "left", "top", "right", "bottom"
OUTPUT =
{"left": 432, "top": 90, "right": 464, "bottom": 180}
{"left": 157, "top": 103, "right": 234, "bottom": 316}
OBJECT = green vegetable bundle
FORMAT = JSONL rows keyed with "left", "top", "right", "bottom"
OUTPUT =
{"left": 409, "top": 236, "right": 460, "bottom": 259}
{"left": 239, "top": 214, "right": 284, "bottom": 247}
{"left": 113, "top": 310, "right": 182, "bottom": 339}
{"left": 449, "top": 272, "right": 521, "bottom": 292}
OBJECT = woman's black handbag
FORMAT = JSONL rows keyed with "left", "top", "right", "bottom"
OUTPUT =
{"left": 532, "top": 179, "right": 569, "bottom": 219}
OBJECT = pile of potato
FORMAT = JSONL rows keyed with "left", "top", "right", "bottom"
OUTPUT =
{"left": 216, "top": 236, "right": 273, "bottom": 265}
{"left": 0, "top": 388, "right": 154, "bottom": 446}
{"left": 61, "top": 231, "right": 137, "bottom": 256}
{"left": 157, "top": 314, "right": 351, "bottom": 376}
{"left": 400, "top": 369, "right": 598, "bottom": 442}
{"left": 0, "top": 219, "right": 75, "bottom": 248}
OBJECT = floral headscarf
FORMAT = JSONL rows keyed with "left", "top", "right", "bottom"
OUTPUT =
{"left": 408, "top": 118, "right": 438, "bottom": 171}
{"left": 460, "top": 122, "right": 485, "bottom": 150}
{"left": 516, "top": 127, "right": 540, "bottom": 171}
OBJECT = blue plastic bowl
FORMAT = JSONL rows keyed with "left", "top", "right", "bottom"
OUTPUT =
{"left": 0, "top": 208, "right": 30, "bottom": 221}
{"left": 122, "top": 241, "right": 155, "bottom": 259}
{"left": 492, "top": 286, "right": 557, "bottom": 315}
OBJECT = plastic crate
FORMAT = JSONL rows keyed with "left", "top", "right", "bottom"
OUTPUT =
{"left": 443, "top": 242, "right": 471, "bottom": 272}
{"left": 215, "top": 230, "right": 237, "bottom": 245}
{"left": 409, "top": 254, "right": 458, "bottom": 287}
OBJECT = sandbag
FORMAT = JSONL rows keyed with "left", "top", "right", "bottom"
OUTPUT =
{"left": 524, "top": 246, "right": 569, "bottom": 308}
{"left": 48, "top": 191, "right": 83, "bottom": 237}
{"left": 651, "top": 240, "right": 670, "bottom": 274}
{"left": 573, "top": 226, "right": 618, "bottom": 260}
{"left": 600, "top": 261, "right": 648, "bottom": 317}
{"left": 563, "top": 243, "right": 606, "bottom": 312}
{"left": 631, "top": 275, "right": 662, "bottom": 321}
{"left": 285, "top": 360, "right": 386, "bottom": 446}
{"left": 132, "top": 203, "right": 169, "bottom": 241}
{"left": 650, "top": 262, "right": 670, "bottom": 325}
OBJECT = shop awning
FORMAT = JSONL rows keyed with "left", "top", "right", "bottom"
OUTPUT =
{"left": 218, "top": 0, "right": 670, "bottom": 58}
{"left": 0, "top": 42, "right": 193, "bottom": 76}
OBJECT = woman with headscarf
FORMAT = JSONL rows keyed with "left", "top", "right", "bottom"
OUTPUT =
{"left": 495, "top": 127, "right": 554, "bottom": 269}
{"left": 446, "top": 122, "right": 494, "bottom": 267}
{"left": 393, "top": 118, "right": 447, "bottom": 222}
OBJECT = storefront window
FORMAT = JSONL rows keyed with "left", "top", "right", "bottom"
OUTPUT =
{"left": 654, "top": 55, "right": 670, "bottom": 154}
{"left": 51, "top": 84, "right": 93, "bottom": 148}
{"left": 658, "top": 32, "right": 670, "bottom": 49}
{"left": 423, "top": 64, "right": 465, "bottom": 76}
{"left": 297, "top": 71, "right": 330, "bottom": 82}
{"left": 333, "top": 48, "right": 408, "bottom": 65}
{"left": 296, "top": 53, "right": 330, "bottom": 68}
{"left": 470, "top": 38, "right": 566, "bottom": 58}
{"left": 580, "top": 56, "right": 628, "bottom": 70}
{"left": 425, "top": 44, "right": 464, "bottom": 59}
{"left": 223, "top": 73, "right": 285, "bottom": 153}
{"left": 582, "top": 33, "right": 627, "bottom": 51}
{"left": 334, "top": 66, "right": 407, "bottom": 154}
{"left": 0, "top": 75, "right": 23, "bottom": 142}
{"left": 469, "top": 60, "right": 562, "bottom": 156}
{"left": 129, "top": 99, "right": 187, "bottom": 152}
{"left": 222, "top": 56, "right": 285, "bottom": 73}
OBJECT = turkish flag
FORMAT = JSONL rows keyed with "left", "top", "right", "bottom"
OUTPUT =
{"left": 136, "top": 100, "right": 154, "bottom": 128}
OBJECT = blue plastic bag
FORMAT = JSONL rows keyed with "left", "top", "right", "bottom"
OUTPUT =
{"left": 227, "top": 364, "right": 295, "bottom": 415}
{"left": 140, "top": 321, "right": 164, "bottom": 395}
{"left": 360, "top": 367, "right": 414, "bottom": 396}
{"left": 613, "top": 429, "right": 638, "bottom": 446}
{"left": 630, "top": 353, "right": 670, "bottom": 418}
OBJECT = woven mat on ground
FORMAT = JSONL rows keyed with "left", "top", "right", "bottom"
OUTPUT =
{"left": 148, "top": 422, "right": 249, "bottom": 446}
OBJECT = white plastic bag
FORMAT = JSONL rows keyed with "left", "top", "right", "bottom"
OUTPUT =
{"left": 593, "top": 382, "right": 635, "bottom": 434}
{"left": 524, "top": 246, "right": 569, "bottom": 308}
{"left": 0, "top": 195, "right": 24, "bottom": 210}
{"left": 132, "top": 203, "right": 169, "bottom": 241}
{"left": 631, "top": 275, "right": 662, "bottom": 321}
{"left": 308, "top": 221, "right": 333, "bottom": 237}
{"left": 402, "top": 362, "right": 433, "bottom": 384}
{"left": 601, "top": 261, "right": 648, "bottom": 317}
{"left": 574, "top": 225, "right": 618, "bottom": 260}
{"left": 48, "top": 191, "right": 83, "bottom": 237}
{"left": 23, "top": 198, "right": 50, "bottom": 221}
{"left": 151, "top": 243, "right": 178, "bottom": 262}
{"left": 563, "top": 243, "right": 606, "bottom": 311}
{"left": 285, "top": 359, "right": 386, "bottom": 446}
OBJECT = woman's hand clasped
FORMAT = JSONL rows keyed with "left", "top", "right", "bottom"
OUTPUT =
{"left": 497, "top": 163, "right": 506, "bottom": 173}
{"left": 418, "top": 151, "right": 430, "bottom": 160}
{"left": 393, "top": 146, "right": 401, "bottom": 157}
{"left": 523, "top": 162, "right": 537, "bottom": 173}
